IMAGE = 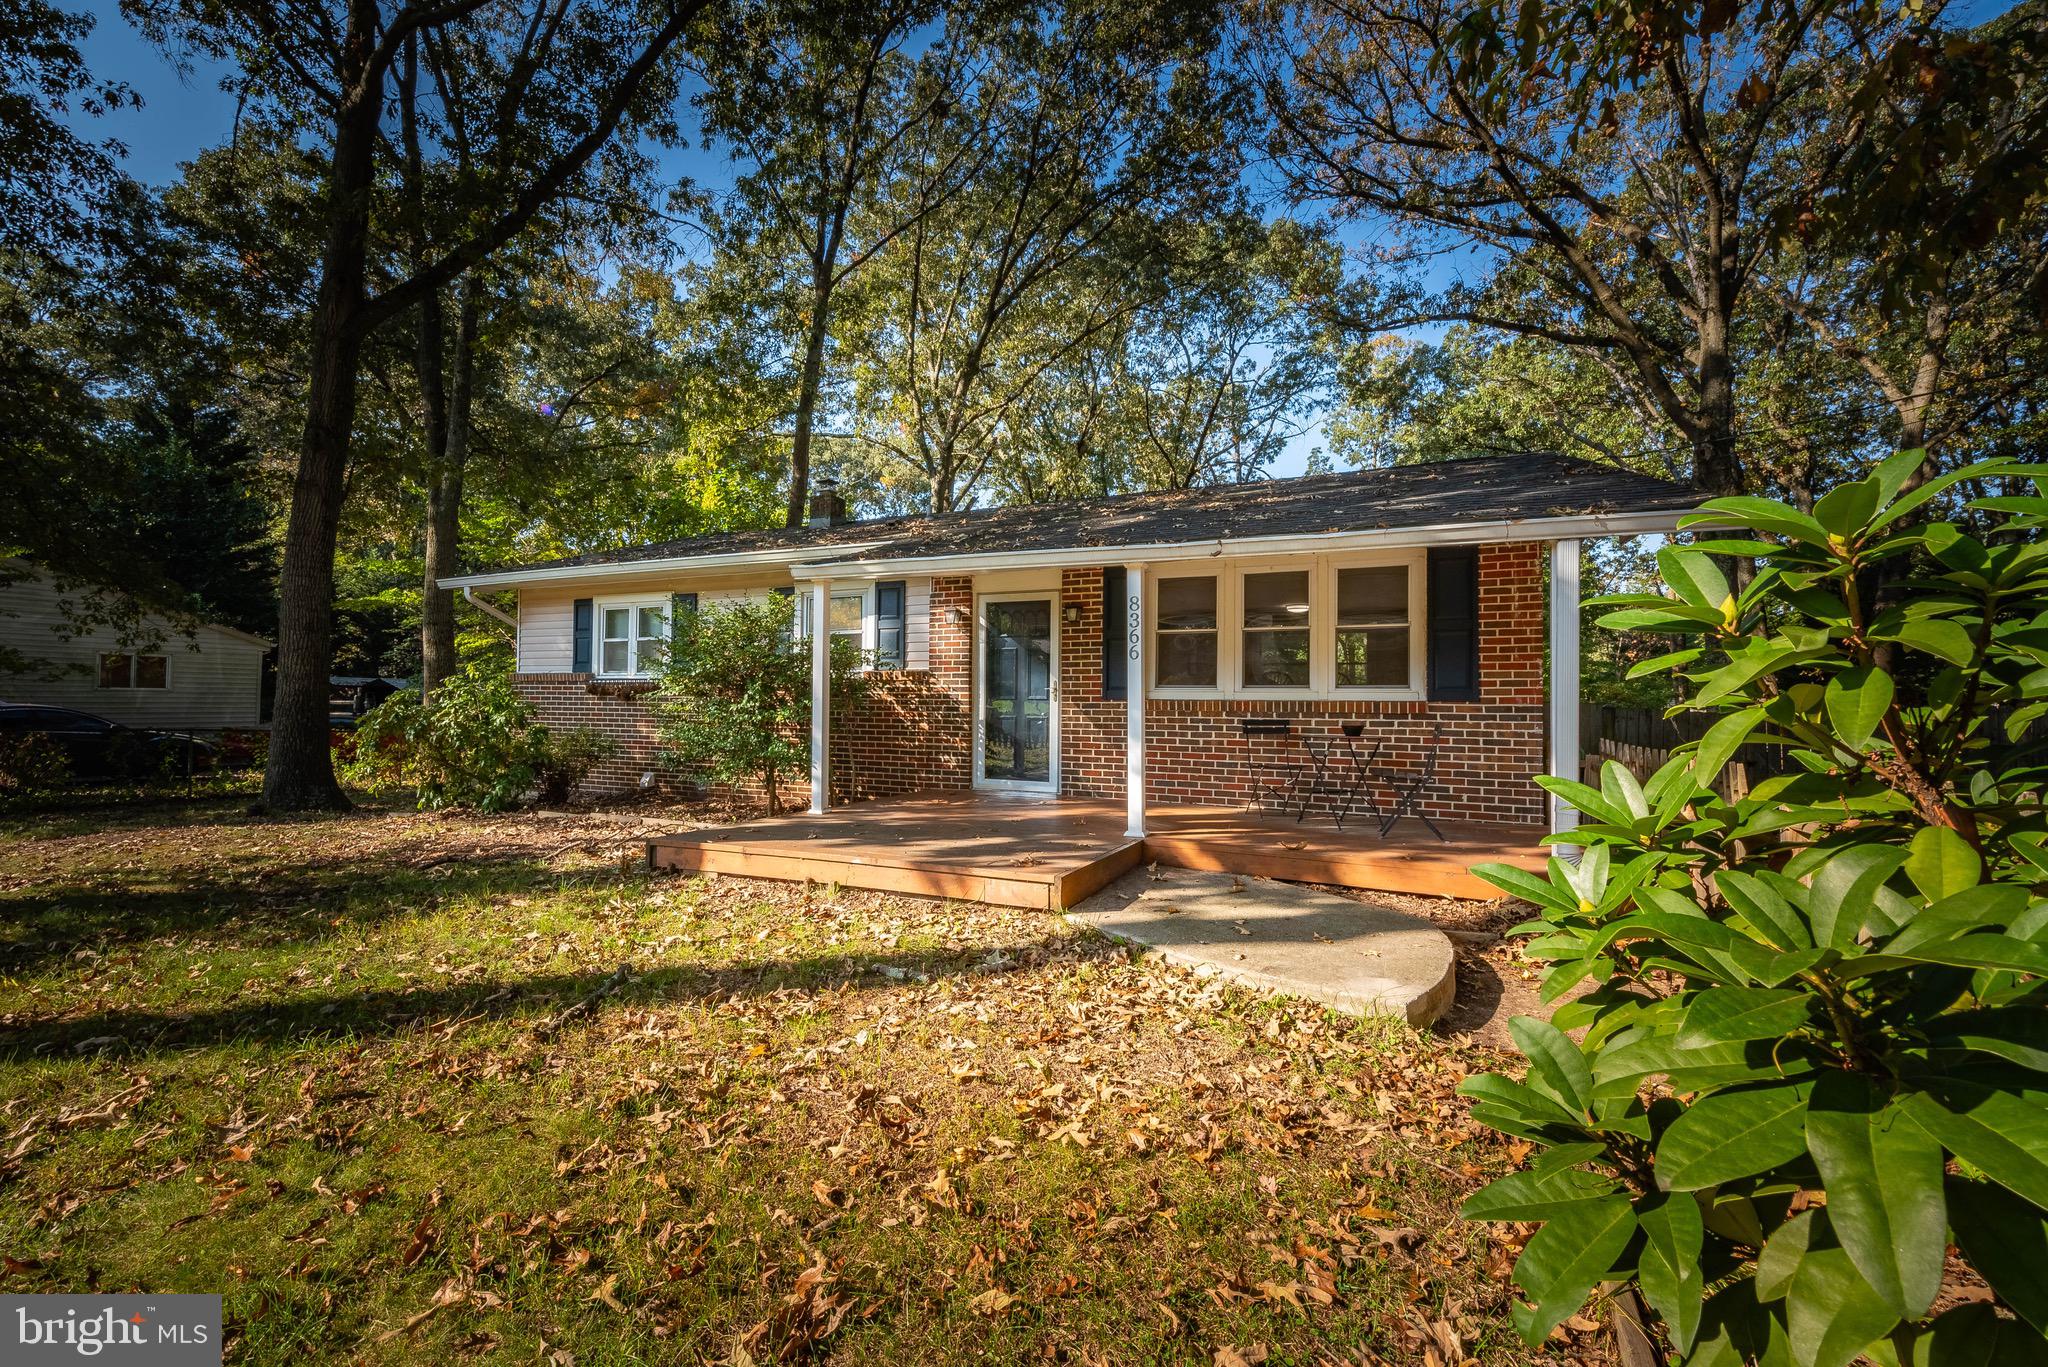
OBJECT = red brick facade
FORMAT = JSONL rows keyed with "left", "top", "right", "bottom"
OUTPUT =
{"left": 1055, "top": 545, "right": 1546, "bottom": 824}
{"left": 512, "top": 545, "right": 1548, "bottom": 825}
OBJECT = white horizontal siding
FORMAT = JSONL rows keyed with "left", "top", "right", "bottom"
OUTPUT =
{"left": 700, "top": 586, "right": 775, "bottom": 608}
{"left": 0, "top": 568, "right": 264, "bottom": 728}
{"left": 517, "top": 587, "right": 576, "bottom": 673}
{"left": 516, "top": 575, "right": 933, "bottom": 672}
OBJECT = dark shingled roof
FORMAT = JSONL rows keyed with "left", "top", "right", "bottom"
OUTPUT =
{"left": 476, "top": 453, "right": 1698, "bottom": 576}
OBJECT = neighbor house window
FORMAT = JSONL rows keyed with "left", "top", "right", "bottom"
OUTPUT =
{"left": 1334, "top": 564, "right": 1411, "bottom": 688}
{"left": 598, "top": 601, "right": 668, "bottom": 676}
{"left": 1241, "top": 570, "right": 1311, "bottom": 688}
{"left": 1153, "top": 575, "right": 1217, "bottom": 687}
{"left": 99, "top": 653, "right": 168, "bottom": 689}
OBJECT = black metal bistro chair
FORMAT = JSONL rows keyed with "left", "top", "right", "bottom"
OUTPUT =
{"left": 1240, "top": 718, "right": 1301, "bottom": 818}
{"left": 1301, "top": 723, "right": 1386, "bottom": 830}
{"left": 1372, "top": 724, "right": 1448, "bottom": 841}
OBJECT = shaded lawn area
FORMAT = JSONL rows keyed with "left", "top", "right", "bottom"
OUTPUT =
{"left": 0, "top": 799, "right": 1597, "bottom": 1366}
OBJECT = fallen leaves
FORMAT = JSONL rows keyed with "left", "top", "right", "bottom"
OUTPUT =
{"left": 968, "top": 1286, "right": 1021, "bottom": 1317}
{"left": 0, "top": 802, "right": 1546, "bottom": 1364}
{"left": 740, "top": 1257, "right": 851, "bottom": 1363}
{"left": 587, "top": 1273, "right": 628, "bottom": 1313}
{"left": 398, "top": 1213, "right": 437, "bottom": 1269}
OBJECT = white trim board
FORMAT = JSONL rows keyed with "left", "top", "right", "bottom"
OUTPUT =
{"left": 786, "top": 509, "right": 1692, "bottom": 580}
{"left": 439, "top": 509, "right": 1695, "bottom": 593}
{"left": 439, "top": 541, "right": 893, "bottom": 590}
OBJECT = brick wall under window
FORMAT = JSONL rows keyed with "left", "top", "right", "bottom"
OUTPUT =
{"left": 513, "top": 547, "right": 1546, "bottom": 825}
{"left": 1055, "top": 544, "right": 1547, "bottom": 826}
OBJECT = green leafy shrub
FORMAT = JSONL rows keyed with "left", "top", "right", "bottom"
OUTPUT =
{"left": 532, "top": 725, "right": 617, "bottom": 807}
{"left": 347, "top": 672, "right": 613, "bottom": 812}
{"left": 0, "top": 732, "right": 70, "bottom": 796}
{"left": 1462, "top": 449, "right": 2048, "bottom": 1363}
{"left": 650, "top": 595, "right": 867, "bottom": 814}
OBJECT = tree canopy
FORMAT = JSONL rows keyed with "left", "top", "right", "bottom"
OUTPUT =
{"left": 2, "top": 0, "right": 2042, "bottom": 776}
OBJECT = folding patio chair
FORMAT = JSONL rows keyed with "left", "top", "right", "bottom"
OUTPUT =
{"left": 1373, "top": 724, "right": 1447, "bottom": 841}
{"left": 1240, "top": 718, "right": 1300, "bottom": 818}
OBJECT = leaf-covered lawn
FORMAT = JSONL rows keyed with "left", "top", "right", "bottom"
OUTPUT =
{"left": 0, "top": 797, "right": 1602, "bottom": 1365}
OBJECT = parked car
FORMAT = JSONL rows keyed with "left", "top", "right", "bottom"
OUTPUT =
{"left": 0, "top": 704, "right": 218, "bottom": 780}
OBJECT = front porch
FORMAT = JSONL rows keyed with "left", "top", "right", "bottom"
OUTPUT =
{"left": 646, "top": 790, "right": 1550, "bottom": 908}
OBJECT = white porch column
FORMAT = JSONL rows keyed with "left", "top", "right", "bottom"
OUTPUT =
{"left": 808, "top": 578, "right": 831, "bottom": 815}
{"left": 1548, "top": 539, "right": 1581, "bottom": 840}
{"left": 1124, "top": 562, "right": 1147, "bottom": 838}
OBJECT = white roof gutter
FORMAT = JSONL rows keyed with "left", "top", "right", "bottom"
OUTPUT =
{"left": 437, "top": 508, "right": 1697, "bottom": 591}
{"left": 461, "top": 585, "right": 520, "bottom": 630}
{"left": 786, "top": 508, "right": 1695, "bottom": 581}
{"left": 437, "top": 540, "right": 894, "bottom": 590}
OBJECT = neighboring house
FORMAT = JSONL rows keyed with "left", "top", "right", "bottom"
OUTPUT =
{"left": 331, "top": 675, "right": 411, "bottom": 725}
{"left": 0, "top": 562, "right": 270, "bottom": 730}
{"left": 441, "top": 455, "right": 1700, "bottom": 835}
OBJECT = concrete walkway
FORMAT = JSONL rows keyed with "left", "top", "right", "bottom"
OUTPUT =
{"left": 1067, "top": 867, "right": 1457, "bottom": 1026}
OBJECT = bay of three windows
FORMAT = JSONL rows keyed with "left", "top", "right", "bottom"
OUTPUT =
{"left": 1151, "top": 555, "right": 1421, "bottom": 696}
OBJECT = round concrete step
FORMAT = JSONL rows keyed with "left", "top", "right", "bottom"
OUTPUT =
{"left": 1068, "top": 867, "right": 1457, "bottom": 1026}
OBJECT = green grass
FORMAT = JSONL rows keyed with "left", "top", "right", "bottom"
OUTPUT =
{"left": 0, "top": 801, "right": 1592, "bottom": 1364}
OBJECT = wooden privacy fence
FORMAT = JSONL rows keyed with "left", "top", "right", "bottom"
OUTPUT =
{"left": 1579, "top": 704, "right": 1788, "bottom": 803}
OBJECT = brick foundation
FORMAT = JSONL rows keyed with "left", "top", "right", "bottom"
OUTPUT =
{"left": 513, "top": 546, "right": 1547, "bottom": 825}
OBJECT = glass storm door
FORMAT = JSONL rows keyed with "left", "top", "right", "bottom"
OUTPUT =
{"left": 976, "top": 596, "right": 1057, "bottom": 791}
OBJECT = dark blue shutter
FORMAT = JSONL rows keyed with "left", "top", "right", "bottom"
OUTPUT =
{"left": 668, "top": 593, "right": 696, "bottom": 666}
{"left": 1426, "top": 547, "right": 1480, "bottom": 702}
{"left": 1101, "top": 567, "right": 1127, "bottom": 700}
{"left": 875, "top": 580, "right": 906, "bottom": 669}
{"left": 571, "top": 597, "right": 593, "bottom": 674}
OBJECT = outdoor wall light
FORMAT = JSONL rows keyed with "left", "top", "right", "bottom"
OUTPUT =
{"left": 1062, "top": 603, "right": 1083, "bottom": 626}
{"left": 948, "top": 605, "right": 969, "bottom": 626}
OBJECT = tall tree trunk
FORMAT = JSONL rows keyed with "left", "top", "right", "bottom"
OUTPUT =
{"left": 261, "top": 0, "right": 383, "bottom": 813}
{"left": 784, "top": 281, "right": 831, "bottom": 528}
{"left": 786, "top": 245, "right": 843, "bottom": 528}
{"left": 421, "top": 280, "right": 477, "bottom": 695}
{"left": 1693, "top": 295, "right": 1745, "bottom": 499}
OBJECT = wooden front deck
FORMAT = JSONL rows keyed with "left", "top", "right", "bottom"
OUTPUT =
{"left": 646, "top": 792, "right": 1548, "bottom": 909}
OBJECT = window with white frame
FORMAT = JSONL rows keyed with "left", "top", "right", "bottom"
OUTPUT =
{"left": 99, "top": 653, "right": 169, "bottom": 689}
{"left": 1241, "top": 569, "right": 1313, "bottom": 688}
{"left": 797, "top": 586, "right": 872, "bottom": 654}
{"left": 597, "top": 600, "right": 668, "bottom": 676}
{"left": 1153, "top": 575, "right": 1218, "bottom": 687}
{"left": 1144, "top": 551, "right": 1426, "bottom": 699}
{"left": 1334, "top": 564, "right": 1411, "bottom": 688}
{"left": 828, "top": 589, "right": 865, "bottom": 648}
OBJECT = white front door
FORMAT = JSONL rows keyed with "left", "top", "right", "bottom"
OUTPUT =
{"left": 974, "top": 592, "right": 1059, "bottom": 793}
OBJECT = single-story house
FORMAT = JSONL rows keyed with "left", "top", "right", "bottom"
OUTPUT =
{"left": 0, "top": 561, "right": 271, "bottom": 731}
{"left": 442, "top": 454, "right": 1700, "bottom": 847}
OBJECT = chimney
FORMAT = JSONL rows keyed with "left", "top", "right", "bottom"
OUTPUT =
{"left": 807, "top": 476, "right": 848, "bottom": 528}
